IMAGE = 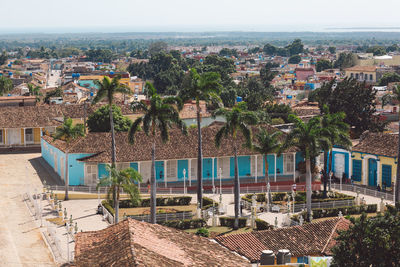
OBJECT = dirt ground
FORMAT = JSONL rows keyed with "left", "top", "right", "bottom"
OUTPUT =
{"left": 0, "top": 153, "right": 55, "bottom": 266}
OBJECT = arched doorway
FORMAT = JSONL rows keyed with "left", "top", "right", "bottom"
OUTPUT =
{"left": 368, "top": 158, "right": 377, "bottom": 186}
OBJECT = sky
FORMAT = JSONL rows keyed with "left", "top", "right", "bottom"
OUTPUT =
{"left": 1, "top": 0, "right": 400, "bottom": 33}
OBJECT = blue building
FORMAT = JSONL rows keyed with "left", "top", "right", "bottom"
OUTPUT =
{"left": 41, "top": 125, "right": 304, "bottom": 186}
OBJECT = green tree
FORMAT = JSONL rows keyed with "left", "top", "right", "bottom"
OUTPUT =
{"left": 331, "top": 205, "right": 400, "bottom": 267}
{"left": 0, "top": 75, "right": 13, "bottom": 95}
{"left": 85, "top": 49, "right": 114, "bottom": 63}
{"left": 148, "top": 41, "right": 168, "bottom": 55}
{"left": 27, "top": 83, "right": 42, "bottom": 102}
{"left": 334, "top": 52, "right": 357, "bottom": 70}
{"left": 87, "top": 105, "right": 132, "bottom": 132}
{"left": 97, "top": 165, "right": 142, "bottom": 224}
{"left": 286, "top": 39, "right": 304, "bottom": 56}
{"left": 219, "top": 48, "right": 238, "bottom": 58}
{"left": 179, "top": 68, "right": 222, "bottom": 209}
{"left": 264, "top": 103, "right": 293, "bottom": 123}
{"left": 92, "top": 76, "right": 130, "bottom": 173}
{"left": 239, "top": 77, "right": 275, "bottom": 111}
{"left": 128, "top": 82, "right": 187, "bottom": 224}
{"left": 44, "top": 87, "right": 62, "bottom": 104}
{"left": 220, "top": 87, "right": 237, "bottom": 108}
{"left": 328, "top": 46, "right": 336, "bottom": 54}
{"left": 379, "top": 72, "right": 400, "bottom": 86}
{"left": 53, "top": 117, "right": 84, "bottom": 201}
{"left": 252, "top": 129, "right": 282, "bottom": 210}
{"left": 366, "top": 45, "right": 387, "bottom": 56}
{"left": 312, "top": 78, "right": 384, "bottom": 137}
{"left": 263, "top": 44, "right": 277, "bottom": 56}
{"left": 387, "top": 44, "right": 399, "bottom": 53}
{"left": 260, "top": 62, "right": 278, "bottom": 87}
{"left": 0, "top": 52, "right": 7, "bottom": 65}
{"left": 288, "top": 55, "right": 301, "bottom": 64}
{"left": 320, "top": 106, "right": 351, "bottom": 198}
{"left": 284, "top": 115, "right": 323, "bottom": 221}
{"left": 214, "top": 103, "right": 258, "bottom": 229}
{"left": 316, "top": 59, "right": 333, "bottom": 72}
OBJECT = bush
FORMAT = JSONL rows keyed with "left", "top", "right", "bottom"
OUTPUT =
{"left": 255, "top": 219, "right": 273, "bottom": 230}
{"left": 219, "top": 217, "right": 247, "bottom": 228}
{"left": 105, "top": 196, "right": 192, "bottom": 209}
{"left": 292, "top": 204, "right": 378, "bottom": 221}
{"left": 272, "top": 192, "right": 287, "bottom": 202}
{"left": 202, "top": 197, "right": 214, "bottom": 206}
{"left": 101, "top": 200, "right": 114, "bottom": 215}
{"left": 196, "top": 228, "right": 210, "bottom": 237}
{"left": 162, "top": 218, "right": 206, "bottom": 230}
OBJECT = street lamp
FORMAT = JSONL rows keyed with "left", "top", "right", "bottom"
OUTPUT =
{"left": 183, "top": 169, "right": 187, "bottom": 195}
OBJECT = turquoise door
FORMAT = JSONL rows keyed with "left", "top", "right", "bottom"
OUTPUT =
{"left": 382, "top": 164, "right": 392, "bottom": 188}
{"left": 177, "top": 160, "right": 188, "bottom": 180}
{"left": 203, "top": 158, "right": 213, "bottom": 180}
{"left": 368, "top": 159, "right": 377, "bottom": 186}
{"left": 155, "top": 161, "right": 164, "bottom": 181}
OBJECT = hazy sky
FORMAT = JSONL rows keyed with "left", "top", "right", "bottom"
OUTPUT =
{"left": 1, "top": 0, "right": 400, "bottom": 33}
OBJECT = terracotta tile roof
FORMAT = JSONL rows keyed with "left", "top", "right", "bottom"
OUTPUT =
{"left": 345, "top": 66, "right": 377, "bottom": 72}
{"left": 215, "top": 218, "right": 350, "bottom": 263}
{"left": 42, "top": 124, "right": 297, "bottom": 162}
{"left": 0, "top": 106, "right": 63, "bottom": 128}
{"left": 352, "top": 132, "right": 398, "bottom": 157}
{"left": 74, "top": 218, "right": 250, "bottom": 267}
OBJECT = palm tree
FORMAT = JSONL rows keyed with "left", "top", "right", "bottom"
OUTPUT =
{"left": 92, "top": 76, "right": 129, "bottom": 214}
{"left": 27, "top": 83, "right": 42, "bottom": 102}
{"left": 97, "top": 165, "right": 142, "bottom": 223}
{"left": 92, "top": 76, "right": 130, "bottom": 165}
{"left": 214, "top": 103, "right": 258, "bottom": 229}
{"left": 128, "top": 82, "right": 187, "bottom": 224}
{"left": 179, "top": 68, "right": 222, "bottom": 209}
{"left": 284, "top": 115, "right": 323, "bottom": 221}
{"left": 253, "top": 129, "right": 282, "bottom": 211}
{"left": 53, "top": 117, "right": 84, "bottom": 200}
{"left": 393, "top": 86, "right": 400, "bottom": 203}
{"left": 320, "top": 106, "right": 352, "bottom": 198}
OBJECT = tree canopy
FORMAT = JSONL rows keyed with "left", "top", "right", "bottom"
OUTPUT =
{"left": 333, "top": 52, "right": 357, "bottom": 70}
{"left": 332, "top": 205, "right": 400, "bottom": 267}
{"left": 87, "top": 105, "right": 132, "bottom": 132}
{"left": 379, "top": 72, "right": 400, "bottom": 86}
{"left": 316, "top": 59, "right": 332, "bottom": 72}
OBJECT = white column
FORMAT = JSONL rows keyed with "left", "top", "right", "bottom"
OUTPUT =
{"left": 23, "top": 128, "right": 26, "bottom": 146}
{"left": 255, "top": 155, "right": 258, "bottom": 183}
{"left": 274, "top": 154, "right": 277, "bottom": 182}
{"left": 137, "top": 162, "right": 141, "bottom": 191}
{"left": 363, "top": 157, "right": 367, "bottom": 186}
{"left": 293, "top": 153, "right": 296, "bottom": 182}
{"left": 164, "top": 160, "right": 167, "bottom": 187}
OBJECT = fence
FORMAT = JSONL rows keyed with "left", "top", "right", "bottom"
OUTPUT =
{"left": 331, "top": 183, "right": 395, "bottom": 202}
{"left": 49, "top": 183, "right": 321, "bottom": 195}
{"left": 128, "top": 211, "right": 193, "bottom": 223}
{"left": 293, "top": 199, "right": 355, "bottom": 213}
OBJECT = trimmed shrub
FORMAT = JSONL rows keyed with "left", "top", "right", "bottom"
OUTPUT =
{"left": 202, "top": 197, "right": 214, "bottom": 206}
{"left": 101, "top": 200, "right": 114, "bottom": 215}
{"left": 105, "top": 196, "right": 192, "bottom": 209}
{"left": 292, "top": 204, "right": 378, "bottom": 221}
{"left": 219, "top": 217, "right": 247, "bottom": 228}
{"left": 255, "top": 219, "right": 273, "bottom": 230}
{"left": 196, "top": 228, "right": 210, "bottom": 237}
{"left": 162, "top": 218, "right": 206, "bottom": 230}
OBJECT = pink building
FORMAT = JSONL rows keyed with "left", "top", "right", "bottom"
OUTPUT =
{"left": 295, "top": 68, "right": 315, "bottom": 81}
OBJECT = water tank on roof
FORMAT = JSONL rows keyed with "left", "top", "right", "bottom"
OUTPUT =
{"left": 276, "top": 249, "right": 291, "bottom": 265}
{"left": 110, "top": 71, "right": 114, "bottom": 75}
{"left": 260, "top": 250, "right": 275, "bottom": 265}
{"left": 236, "top": 96, "right": 243, "bottom": 103}
{"left": 29, "top": 73, "right": 32, "bottom": 76}
{"left": 8, "top": 72, "right": 12, "bottom": 76}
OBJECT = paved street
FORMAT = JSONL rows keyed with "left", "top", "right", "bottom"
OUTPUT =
{"left": 0, "top": 153, "right": 55, "bottom": 267}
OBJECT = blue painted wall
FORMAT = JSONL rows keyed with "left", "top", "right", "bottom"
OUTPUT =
{"left": 130, "top": 162, "right": 138, "bottom": 171}
{"left": 68, "top": 153, "right": 92, "bottom": 185}
{"left": 230, "top": 156, "right": 251, "bottom": 177}
{"left": 98, "top": 163, "right": 109, "bottom": 179}
{"left": 203, "top": 158, "right": 213, "bottom": 180}
{"left": 177, "top": 160, "right": 188, "bottom": 180}
{"left": 295, "top": 152, "right": 304, "bottom": 169}
{"left": 276, "top": 155, "right": 284, "bottom": 174}
{"left": 155, "top": 161, "right": 164, "bottom": 180}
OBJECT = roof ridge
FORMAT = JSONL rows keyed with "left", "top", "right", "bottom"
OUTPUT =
{"left": 321, "top": 217, "right": 342, "bottom": 254}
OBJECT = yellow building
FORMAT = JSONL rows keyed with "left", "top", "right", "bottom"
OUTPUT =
{"left": 344, "top": 66, "right": 377, "bottom": 83}
{"left": 351, "top": 132, "right": 397, "bottom": 189}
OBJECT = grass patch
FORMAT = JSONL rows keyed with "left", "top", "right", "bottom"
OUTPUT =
{"left": 46, "top": 217, "right": 65, "bottom": 226}
{"left": 118, "top": 204, "right": 197, "bottom": 220}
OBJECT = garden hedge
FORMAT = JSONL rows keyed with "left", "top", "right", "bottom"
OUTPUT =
{"left": 107, "top": 196, "right": 192, "bottom": 209}
{"left": 161, "top": 218, "right": 206, "bottom": 230}
{"left": 219, "top": 217, "right": 247, "bottom": 228}
{"left": 242, "top": 191, "right": 354, "bottom": 204}
{"left": 291, "top": 204, "right": 377, "bottom": 221}
{"left": 255, "top": 219, "right": 273, "bottom": 230}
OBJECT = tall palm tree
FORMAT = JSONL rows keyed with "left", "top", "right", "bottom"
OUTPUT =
{"left": 284, "top": 114, "right": 324, "bottom": 221}
{"left": 27, "top": 83, "right": 42, "bottom": 102}
{"left": 97, "top": 165, "right": 142, "bottom": 223}
{"left": 53, "top": 117, "right": 84, "bottom": 200}
{"left": 128, "top": 82, "right": 187, "bottom": 224}
{"left": 393, "top": 86, "right": 400, "bottom": 203}
{"left": 214, "top": 103, "right": 258, "bottom": 229}
{"left": 92, "top": 76, "right": 129, "bottom": 214}
{"left": 92, "top": 76, "right": 130, "bottom": 165}
{"left": 179, "top": 68, "right": 222, "bottom": 209}
{"left": 320, "top": 106, "right": 352, "bottom": 198}
{"left": 253, "top": 129, "right": 282, "bottom": 211}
